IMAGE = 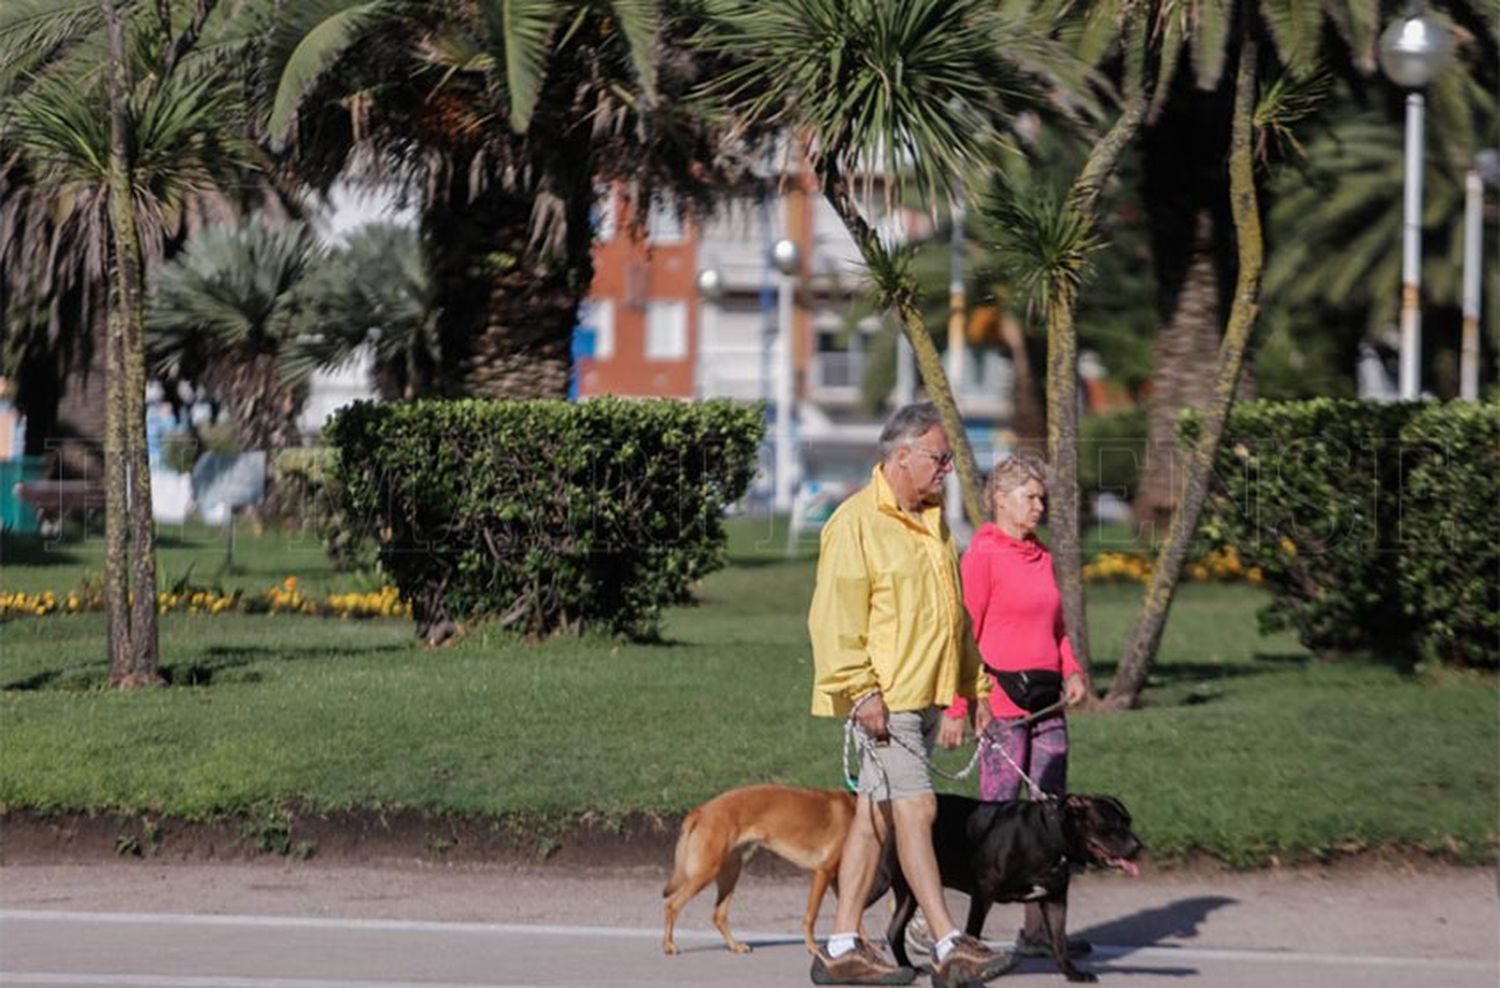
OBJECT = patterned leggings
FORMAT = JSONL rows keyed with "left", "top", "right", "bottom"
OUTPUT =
{"left": 978, "top": 711, "right": 1069, "bottom": 801}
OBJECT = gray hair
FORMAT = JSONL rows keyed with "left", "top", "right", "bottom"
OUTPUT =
{"left": 879, "top": 402, "right": 944, "bottom": 461}
{"left": 985, "top": 454, "right": 1048, "bottom": 511}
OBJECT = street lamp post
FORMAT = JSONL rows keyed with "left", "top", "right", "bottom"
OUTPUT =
{"left": 1378, "top": 6, "right": 1454, "bottom": 400}
{"left": 1461, "top": 150, "right": 1498, "bottom": 401}
{"left": 771, "top": 239, "right": 801, "bottom": 515}
{"left": 694, "top": 267, "right": 724, "bottom": 401}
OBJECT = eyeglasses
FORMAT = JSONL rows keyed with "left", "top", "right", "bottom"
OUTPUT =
{"left": 909, "top": 445, "right": 954, "bottom": 469}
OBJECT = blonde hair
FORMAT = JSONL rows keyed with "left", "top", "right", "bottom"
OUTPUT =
{"left": 985, "top": 454, "right": 1048, "bottom": 518}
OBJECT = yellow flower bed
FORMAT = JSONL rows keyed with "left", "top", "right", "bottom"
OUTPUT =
{"left": 1083, "top": 547, "right": 1259, "bottom": 585}
{"left": 1, "top": 578, "right": 410, "bottom": 621}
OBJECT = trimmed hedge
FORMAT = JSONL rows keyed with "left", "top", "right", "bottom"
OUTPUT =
{"left": 1396, "top": 403, "right": 1500, "bottom": 668}
{"left": 326, "top": 398, "right": 765, "bottom": 641}
{"left": 1195, "top": 399, "right": 1498, "bottom": 668}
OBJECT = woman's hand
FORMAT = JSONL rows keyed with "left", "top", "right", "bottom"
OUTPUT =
{"left": 973, "top": 700, "right": 994, "bottom": 737}
{"left": 1064, "top": 672, "right": 1088, "bottom": 707}
{"left": 938, "top": 714, "right": 966, "bottom": 750}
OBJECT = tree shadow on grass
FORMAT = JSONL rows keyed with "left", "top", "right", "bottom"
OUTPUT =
{"left": 0, "top": 533, "right": 83, "bottom": 568}
{"left": 1252, "top": 651, "right": 1309, "bottom": 666}
{"left": 3, "top": 642, "right": 408, "bottom": 692}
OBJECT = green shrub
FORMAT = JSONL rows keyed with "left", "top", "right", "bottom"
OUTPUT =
{"left": 1396, "top": 403, "right": 1500, "bottom": 669}
{"left": 326, "top": 398, "right": 764, "bottom": 641}
{"left": 1195, "top": 399, "right": 1498, "bottom": 668}
{"left": 162, "top": 423, "right": 240, "bottom": 474}
{"left": 270, "top": 447, "right": 370, "bottom": 570}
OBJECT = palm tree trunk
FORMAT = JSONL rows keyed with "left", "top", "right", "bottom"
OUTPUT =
{"left": 1106, "top": 32, "right": 1264, "bottom": 709}
{"left": 101, "top": 0, "right": 160, "bottom": 687}
{"left": 426, "top": 168, "right": 583, "bottom": 400}
{"left": 1132, "top": 210, "right": 1223, "bottom": 535}
{"left": 820, "top": 163, "right": 985, "bottom": 527}
{"left": 1045, "top": 286, "right": 1092, "bottom": 683}
{"left": 1043, "top": 4, "right": 1150, "bottom": 698}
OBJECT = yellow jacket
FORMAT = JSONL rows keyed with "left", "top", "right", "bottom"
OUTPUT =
{"left": 808, "top": 465, "right": 989, "bottom": 717}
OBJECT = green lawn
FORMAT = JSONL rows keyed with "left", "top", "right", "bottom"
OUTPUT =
{"left": 1, "top": 521, "right": 1496, "bottom": 866}
{"left": 0, "top": 521, "right": 373, "bottom": 598}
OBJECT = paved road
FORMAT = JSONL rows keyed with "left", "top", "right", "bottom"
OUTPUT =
{"left": 1, "top": 861, "right": 1495, "bottom": 987}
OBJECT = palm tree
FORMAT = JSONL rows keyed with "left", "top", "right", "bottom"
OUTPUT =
{"left": 282, "top": 223, "right": 442, "bottom": 401}
{"left": 0, "top": 1, "right": 266, "bottom": 466}
{"left": 1097, "top": 0, "right": 1498, "bottom": 708}
{"left": 1129, "top": 0, "right": 1497, "bottom": 528}
{"left": 254, "top": 0, "right": 738, "bottom": 401}
{"left": 698, "top": 0, "right": 1084, "bottom": 526}
{"left": 147, "top": 218, "right": 322, "bottom": 451}
{"left": 0, "top": 0, "right": 257, "bottom": 685}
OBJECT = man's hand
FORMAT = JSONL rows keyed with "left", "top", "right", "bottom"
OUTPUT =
{"left": 853, "top": 690, "right": 890, "bottom": 742}
{"left": 937, "top": 714, "right": 966, "bottom": 750}
{"left": 1064, "top": 672, "right": 1088, "bottom": 707}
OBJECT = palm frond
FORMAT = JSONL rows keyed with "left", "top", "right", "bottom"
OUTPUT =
{"left": 979, "top": 180, "right": 1102, "bottom": 318}
{"left": 600, "top": 0, "right": 662, "bottom": 110}
{"left": 1073, "top": 0, "right": 1128, "bottom": 67}
{"left": 1187, "top": 0, "right": 1232, "bottom": 91}
{"left": 263, "top": 0, "right": 396, "bottom": 149}
{"left": 148, "top": 218, "right": 319, "bottom": 359}
{"left": 1254, "top": 67, "right": 1331, "bottom": 160}
{"left": 700, "top": 0, "right": 1038, "bottom": 211}
{"left": 0, "top": 0, "right": 101, "bottom": 98}
{"left": 1317, "top": 0, "right": 1377, "bottom": 74}
{"left": 1261, "top": 0, "right": 1325, "bottom": 79}
{"left": 476, "top": 0, "right": 561, "bottom": 134}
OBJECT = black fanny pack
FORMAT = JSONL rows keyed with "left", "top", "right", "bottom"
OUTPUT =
{"left": 992, "top": 668, "right": 1063, "bottom": 713}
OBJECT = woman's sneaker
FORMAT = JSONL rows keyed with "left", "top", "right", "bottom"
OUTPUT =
{"left": 810, "top": 942, "right": 919, "bottom": 986}
{"left": 930, "top": 934, "right": 1018, "bottom": 987}
{"left": 903, "top": 911, "right": 934, "bottom": 958}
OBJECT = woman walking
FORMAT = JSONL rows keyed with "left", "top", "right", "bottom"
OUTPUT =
{"left": 940, "top": 453, "right": 1090, "bottom": 957}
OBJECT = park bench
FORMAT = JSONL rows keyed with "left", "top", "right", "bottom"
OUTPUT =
{"left": 15, "top": 480, "right": 108, "bottom": 534}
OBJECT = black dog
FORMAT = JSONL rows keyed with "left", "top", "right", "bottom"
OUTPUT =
{"left": 874, "top": 793, "right": 1142, "bottom": 983}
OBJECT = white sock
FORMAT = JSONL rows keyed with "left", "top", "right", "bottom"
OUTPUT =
{"left": 827, "top": 933, "right": 859, "bottom": 958}
{"left": 934, "top": 930, "right": 963, "bottom": 963}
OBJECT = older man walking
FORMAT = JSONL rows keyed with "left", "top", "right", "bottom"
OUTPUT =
{"left": 807, "top": 403, "right": 1017, "bottom": 987}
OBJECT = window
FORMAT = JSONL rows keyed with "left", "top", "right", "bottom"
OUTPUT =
{"left": 645, "top": 301, "right": 687, "bottom": 359}
{"left": 647, "top": 200, "right": 684, "bottom": 244}
{"left": 580, "top": 300, "right": 614, "bottom": 360}
{"left": 594, "top": 187, "right": 617, "bottom": 242}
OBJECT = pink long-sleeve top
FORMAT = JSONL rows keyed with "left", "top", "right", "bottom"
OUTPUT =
{"left": 946, "top": 523, "right": 1081, "bottom": 721}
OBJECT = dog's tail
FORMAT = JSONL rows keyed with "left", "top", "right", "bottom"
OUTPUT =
{"left": 662, "top": 808, "right": 702, "bottom": 898}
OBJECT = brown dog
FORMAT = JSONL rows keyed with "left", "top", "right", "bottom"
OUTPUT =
{"left": 661, "top": 784, "right": 856, "bottom": 956}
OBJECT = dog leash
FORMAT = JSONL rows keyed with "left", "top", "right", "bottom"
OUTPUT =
{"left": 842, "top": 697, "right": 1066, "bottom": 796}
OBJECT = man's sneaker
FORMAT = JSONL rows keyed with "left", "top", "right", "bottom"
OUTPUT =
{"left": 930, "top": 934, "right": 1018, "bottom": 988}
{"left": 1014, "top": 931, "right": 1092, "bottom": 958}
{"left": 811, "top": 941, "right": 920, "bottom": 986}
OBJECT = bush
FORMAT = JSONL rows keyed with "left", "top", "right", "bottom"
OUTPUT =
{"left": 162, "top": 423, "right": 240, "bottom": 474}
{"left": 270, "top": 447, "right": 370, "bottom": 570}
{"left": 1195, "top": 399, "right": 1498, "bottom": 668}
{"left": 1396, "top": 403, "right": 1500, "bottom": 669}
{"left": 326, "top": 398, "right": 765, "bottom": 642}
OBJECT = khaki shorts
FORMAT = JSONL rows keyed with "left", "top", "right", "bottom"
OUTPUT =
{"left": 855, "top": 707, "right": 940, "bottom": 802}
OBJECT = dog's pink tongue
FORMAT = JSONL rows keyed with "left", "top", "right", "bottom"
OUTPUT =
{"left": 1112, "top": 857, "right": 1141, "bottom": 878}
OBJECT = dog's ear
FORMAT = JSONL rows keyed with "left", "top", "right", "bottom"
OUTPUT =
{"left": 1098, "top": 795, "right": 1132, "bottom": 824}
{"left": 1063, "top": 793, "right": 1093, "bottom": 818}
{"left": 1085, "top": 794, "right": 1132, "bottom": 828}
